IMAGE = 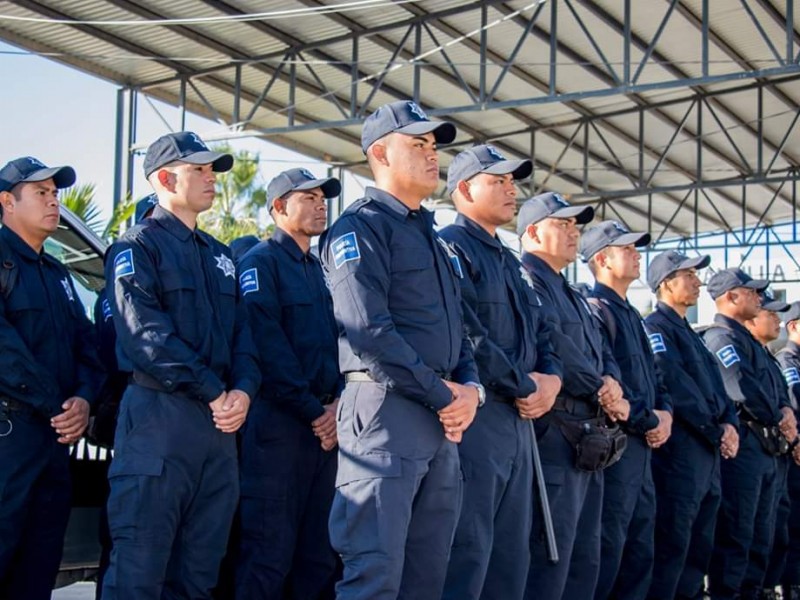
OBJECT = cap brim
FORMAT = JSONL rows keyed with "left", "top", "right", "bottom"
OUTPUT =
{"left": 23, "top": 165, "right": 76, "bottom": 189}
{"left": 744, "top": 279, "right": 770, "bottom": 292}
{"left": 293, "top": 177, "right": 342, "bottom": 199}
{"left": 763, "top": 300, "right": 790, "bottom": 313}
{"left": 608, "top": 231, "right": 651, "bottom": 248}
{"left": 396, "top": 121, "right": 457, "bottom": 145}
{"left": 181, "top": 151, "right": 234, "bottom": 173}
{"left": 677, "top": 254, "right": 711, "bottom": 271}
{"left": 482, "top": 159, "right": 533, "bottom": 181}
{"left": 551, "top": 205, "right": 595, "bottom": 224}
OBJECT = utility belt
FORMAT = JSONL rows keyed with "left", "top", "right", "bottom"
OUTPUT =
{"left": 345, "top": 371, "right": 453, "bottom": 384}
{"left": 742, "top": 420, "right": 789, "bottom": 456}
{"left": 550, "top": 403, "right": 628, "bottom": 472}
{"left": 0, "top": 396, "right": 35, "bottom": 417}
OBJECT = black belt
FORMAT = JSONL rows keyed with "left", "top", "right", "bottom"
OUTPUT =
{"left": 0, "top": 397, "right": 35, "bottom": 415}
{"left": 345, "top": 371, "right": 452, "bottom": 384}
{"left": 552, "top": 395, "right": 596, "bottom": 418}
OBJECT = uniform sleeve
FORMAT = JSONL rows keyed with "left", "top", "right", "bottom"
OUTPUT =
{"left": 322, "top": 219, "right": 453, "bottom": 411}
{"left": 106, "top": 239, "right": 226, "bottom": 404}
{"left": 531, "top": 278, "right": 603, "bottom": 401}
{"left": 68, "top": 278, "right": 103, "bottom": 405}
{"left": 777, "top": 352, "right": 800, "bottom": 410}
{"left": 533, "top": 307, "right": 563, "bottom": 379}
{"left": 645, "top": 319, "right": 725, "bottom": 446}
{"left": 450, "top": 241, "right": 536, "bottom": 398}
{"left": 239, "top": 254, "right": 324, "bottom": 423}
{"left": 703, "top": 328, "right": 779, "bottom": 425}
{"left": 229, "top": 286, "right": 261, "bottom": 400}
{"left": 0, "top": 292, "right": 61, "bottom": 415}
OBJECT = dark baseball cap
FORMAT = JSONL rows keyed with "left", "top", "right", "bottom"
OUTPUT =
{"left": 0, "top": 156, "right": 76, "bottom": 193}
{"left": 446, "top": 144, "right": 532, "bottom": 195}
{"left": 143, "top": 131, "right": 233, "bottom": 178}
{"left": 516, "top": 192, "right": 594, "bottom": 236}
{"left": 707, "top": 268, "right": 769, "bottom": 300}
{"left": 579, "top": 220, "right": 650, "bottom": 262}
{"left": 134, "top": 193, "right": 159, "bottom": 224}
{"left": 647, "top": 250, "right": 711, "bottom": 291}
{"left": 229, "top": 235, "right": 260, "bottom": 263}
{"left": 361, "top": 100, "right": 456, "bottom": 153}
{"left": 266, "top": 168, "right": 341, "bottom": 211}
{"left": 759, "top": 290, "right": 790, "bottom": 313}
{"left": 783, "top": 302, "right": 800, "bottom": 325}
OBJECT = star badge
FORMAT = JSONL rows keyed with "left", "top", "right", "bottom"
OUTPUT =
{"left": 215, "top": 254, "right": 236, "bottom": 278}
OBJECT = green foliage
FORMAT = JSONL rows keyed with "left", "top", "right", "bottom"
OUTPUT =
{"left": 103, "top": 196, "right": 136, "bottom": 241}
{"left": 60, "top": 184, "right": 104, "bottom": 235}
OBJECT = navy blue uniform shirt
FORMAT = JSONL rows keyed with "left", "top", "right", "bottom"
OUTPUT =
{"left": 238, "top": 228, "right": 342, "bottom": 423}
{"left": 320, "top": 187, "right": 478, "bottom": 411}
{"left": 703, "top": 313, "right": 782, "bottom": 426}
{"left": 439, "top": 214, "right": 561, "bottom": 399}
{"left": 777, "top": 341, "right": 800, "bottom": 410}
{"left": 589, "top": 283, "right": 672, "bottom": 435}
{"left": 106, "top": 205, "right": 260, "bottom": 402}
{"left": 764, "top": 346, "right": 792, "bottom": 412}
{"left": 521, "top": 252, "right": 620, "bottom": 406}
{"left": 0, "top": 225, "right": 99, "bottom": 417}
{"left": 644, "top": 302, "right": 737, "bottom": 447}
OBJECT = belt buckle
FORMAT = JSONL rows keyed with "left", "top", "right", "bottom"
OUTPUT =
{"left": 0, "top": 401, "right": 12, "bottom": 438}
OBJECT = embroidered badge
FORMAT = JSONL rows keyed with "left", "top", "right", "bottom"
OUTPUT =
{"left": 716, "top": 344, "right": 740, "bottom": 368}
{"left": 332, "top": 232, "right": 361, "bottom": 269}
{"left": 215, "top": 254, "right": 236, "bottom": 279}
{"left": 648, "top": 332, "right": 667, "bottom": 354}
{"left": 486, "top": 145, "right": 506, "bottom": 161}
{"left": 519, "top": 265, "right": 535, "bottom": 290}
{"left": 783, "top": 367, "right": 800, "bottom": 386}
{"left": 407, "top": 101, "right": 428, "bottom": 120}
{"left": 114, "top": 248, "right": 135, "bottom": 280}
{"left": 239, "top": 268, "right": 259, "bottom": 296}
{"left": 102, "top": 298, "right": 112, "bottom": 321}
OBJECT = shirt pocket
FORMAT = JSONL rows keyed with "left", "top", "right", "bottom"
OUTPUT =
{"left": 388, "top": 246, "right": 436, "bottom": 309}
{"left": 161, "top": 268, "right": 198, "bottom": 341}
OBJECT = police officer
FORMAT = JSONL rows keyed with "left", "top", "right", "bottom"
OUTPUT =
{"left": 0, "top": 156, "right": 101, "bottom": 599}
{"left": 776, "top": 302, "right": 800, "bottom": 599}
{"left": 704, "top": 269, "right": 784, "bottom": 600}
{"left": 518, "top": 193, "right": 629, "bottom": 600}
{"left": 229, "top": 235, "right": 259, "bottom": 265}
{"left": 92, "top": 193, "right": 158, "bottom": 600}
{"left": 439, "top": 145, "right": 562, "bottom": 600}
{"left": 103, "top": 132, "right": 261, "bottom": 600}
{"left": 747, "top": 292, "right": 796, "bottom": 599}
{"left": 643, "top": 251, "right": 739, "bottom": 600}
{"left": 580, "top": 221, "right": 673, "bottom": 600}
{"left": 235, "top": 168, "right": 343, "bottom": 599}
{"left": 319, "top": 100, "right": 481, "bottom": 600}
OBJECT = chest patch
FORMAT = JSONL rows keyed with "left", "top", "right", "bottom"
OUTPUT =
{"left": 215, "top": 254, "right": 236, "bottom": 279}
{"left": 60, "top": 277, "right": 74, "bottom": 302}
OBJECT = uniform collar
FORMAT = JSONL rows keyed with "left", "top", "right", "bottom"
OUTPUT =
{"left": 454, "top": 214, "right": 503, "bottom": 250}
{"left": 151, "top": 205, "right": 203, "bottom": 243}
{"left": 0, "top": 225, "right": 44, "bottom": 261}
{"left": 273, "top": 227, "right": 310, "bottom": 263}
{"left": 592, "top": 281, "right": 628, "bottom": 308}
{"left": 365, "top": 186, "right": 436, "bottom": 227}
{"left": 655, "top": 301, "right": 688, "bottom": 327}
{"left": 522, "top": 251, "right": 563, "bottom": 287}
{"left": 714, "top": 313, "right": 754, "bottom": 339}
{"left": 785, "top": 340, "right": 800, "bottom": 356}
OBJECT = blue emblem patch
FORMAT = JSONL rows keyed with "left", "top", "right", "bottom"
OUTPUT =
{"left": 332, "top": 232, "right": 361, "bottom": 269}
{"left": 648, "top": 332, "right": 667, "bottom": 354}
{"left": 114, "top": 249, "right": 135, "bottom": 280}
{"left": 239, "top": 268, "right": 259, "bottom": 296}
{"left": 450, "top": 255, "right": 463, "bottom": 279}
{"left": 102, "top": 298, "right": 112, "bottom": 321}
{"left": 783, "top": 367, "right": 800, "bottom": 386}
{"left": 716, "top": 344, "right": 740, "bottom": 368}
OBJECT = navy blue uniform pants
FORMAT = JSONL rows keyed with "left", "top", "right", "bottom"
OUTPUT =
{"left": 102, "top": 386, "right": 239, "bottom": 600}
{"left": 525, "top": 411, "right": 604, "bottom": 600}
{"left": 649, "top": 423, "right": 721, "bottom": 600}
{"left": 783, "top": 462, "right": 800, "bottom": 587}
{"left": 443, "top": 401, "right": 533, "bottom": 600}
{"left": 329, "top": 382, "right": 462, "bottom": 600}
{"left": 594, "top": 435, "right": 655, "bottom": 600}
{"left": 709, "top": 427, "right": 778, "bottom": 600}
{"left": 235, "top": 401, "right": 338, "bottom": 599}
{"left": 764, "top": 455, "right": 791, "bottom": 589}
{"left": 0, "top": 407, "right": 71, "bottom": 600}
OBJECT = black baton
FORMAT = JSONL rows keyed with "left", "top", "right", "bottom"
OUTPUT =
{"left": 529, "top": 419, "right": 558, "bottom": 564}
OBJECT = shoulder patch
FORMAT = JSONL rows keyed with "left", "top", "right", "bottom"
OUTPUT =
{"left": 783, "top": 367, "right": 800, "bottom": 386}
{"left": 102, "top": 298, "right": 113, "bottom": 321}
{"left": 648, "top": 332, "right": 667, "bottom": 354}
{"left": 331, "top": 232, "right": 361, "bottom": 269}
{"left": 114, "top": 248, "right": 135, "bottom": 280}
{"left": 239, "top": 267, "right": 259, "bottom": 296}
{"left": 716, "top": 344, "right": 740, "bottom": 368}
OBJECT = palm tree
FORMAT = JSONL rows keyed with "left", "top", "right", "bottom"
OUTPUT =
{"left": 199, "top": 144, "right": 269, "bottom": 244}
{"left": 60, "top": 183, "right": 136, "bottom": 242}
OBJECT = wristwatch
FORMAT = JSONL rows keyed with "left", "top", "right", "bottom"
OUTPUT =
{"left": 465, "top": 382, "right": 486, "bottom": 408}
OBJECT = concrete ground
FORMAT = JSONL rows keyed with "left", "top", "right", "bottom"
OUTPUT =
{"left": 52, "top": 582, "right": 96, "bottom": 599}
